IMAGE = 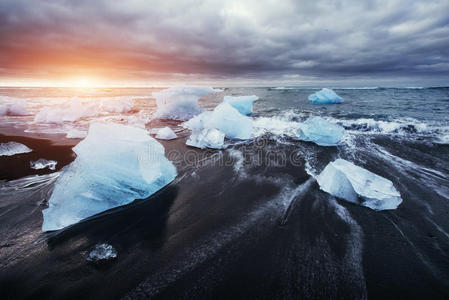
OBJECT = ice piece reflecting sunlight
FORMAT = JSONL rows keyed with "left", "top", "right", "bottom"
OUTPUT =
{"left": 41, "top": 123, "right": 177, "bottom": 231}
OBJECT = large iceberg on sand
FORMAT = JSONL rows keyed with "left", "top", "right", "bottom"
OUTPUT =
{"left": 316, "top": 159, "right": 402, "bottom": 210}
{"left": 223, "top": 95, "right": 259, "bottom": 115}
{"left": 298, "top": 116, "right": 345, "bottom": 146}
{"left": 308, "top": 88, "right": 343, "bottom": 104}
{"left": 0, "top": 142, "right": 32, "bottom": 156}
{"left": 152, "top": 86, "right": 221, "bottom": 121}
{"left": 41, "top": 123, "right": 177, "bottom": 231}
{"left": 0, "top": 100, "right": 29, "bottom": 116}
{"left": 184, "top": 103, "right": 253, "bottom": 141}
{"left": 187, "top": 128, "right": 225, "bottom": 149}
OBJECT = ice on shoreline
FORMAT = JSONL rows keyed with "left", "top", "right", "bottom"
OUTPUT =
{"left": 66, "top": 129, "right": 88, "bottom": 139}
{"left": 0, "top": 100, "right": 29, "bottom": 116}
{"left": 41, "top": 123, "right": 177, "bottom": 231}
{"left": 152, "top": 86, "right": 220, "bottom": 121}
{"left": 155, "top": 127, "right": 177, "bottom": 140}
{"left": 308, "top": 88, "right": 343, "bottom": 104}
{"left": 30, "top": 159, "right": 57, "bottom": 170}
{"left": 34, "top": 99, "right": 134, "bottom": 124}
{"left": 0, "top": 142, "right": 32, "bottom": 156}
{"left": 87, "top": 243, "right": 118, "bottom": 262}
{"left": 316, "top": 159, "right": 402, "bottom": 210}
{"left": 184, "top": 103, "right": 252, "bottom": 141}
{"left": 223, "top": 95, "right": 259, "bottom": 115}
{"left": 187, "top": 128, "right": 225, "bottom": 149}
{"left": 298, "top": 117, "right": 345, "bottom": 146}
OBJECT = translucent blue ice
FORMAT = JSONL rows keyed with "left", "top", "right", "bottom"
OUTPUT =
{"left": 316, "top": 159, "right": 402, "bottom": 210}
{"left": 308, "top": 88, "right": 343, "bottom": 104}
{"left": 223, "top": 95, "right": 259, "bottom": 115}
{"left": 184, "top": 103, "right": 253, "bottom": 142}
{"left": 41, "top": 123, "right": 177, "bottom": 231}
{"left": 298, "top": 116, "right": 345, "bottom": 146}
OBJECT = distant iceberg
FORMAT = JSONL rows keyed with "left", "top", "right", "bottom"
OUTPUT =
{"left": 184, "top": 102, "right": 253, "bottom": 141}
{"left": 30, "top": 159, "right": 57, "bottom": 170}
{"left": 316, "top": 159, "right": 402, "bottom": 210}
{"left": 155, "top": 127, "right": 177, "bottom": 140}
{"left": 223, "top": 95, "right": 259, "bottom": 115}
{"left": 187, "top": 128, "right": 225, "bottom": 149}
{"left": 41, "top": 123, "right": 177, "bottom": 231}
{"left": 0, "top": 142, "right": 32, "bottom": 156}
{"left": 308, "top": 88, "right": 343, "bottom": 104}
{"left": 152, "top": 86, "right": 221, "bottom": 121}
{"left": 0, "top": 100, "right": 29, "bottom": 116}
{"left": 298, "top": 116, "right": 345, "bottom": 146}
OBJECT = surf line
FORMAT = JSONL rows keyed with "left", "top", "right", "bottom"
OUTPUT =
{"left": 280, "top": 177, "right": 315, "bottom": 226}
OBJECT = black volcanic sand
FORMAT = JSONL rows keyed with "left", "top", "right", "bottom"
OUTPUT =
{"left": 0, "top": 134, "right": 77, "bottom": 180}
{"left": 1, "top": 135, "right": 449, "bottom": 299}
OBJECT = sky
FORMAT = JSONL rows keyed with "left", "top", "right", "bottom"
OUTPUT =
{"left": 1, "top": 0, "right": 449, "bottom": 87}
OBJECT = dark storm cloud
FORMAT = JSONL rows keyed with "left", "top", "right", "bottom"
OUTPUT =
{"left": 0, "top": 0, "right": 448, "bottom": 84}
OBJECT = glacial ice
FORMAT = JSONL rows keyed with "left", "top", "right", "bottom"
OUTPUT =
{"left": 316, "top": 159, "right": 402, "bottom": 210}
{"left": 66, "top": 129, "right": 87, "bottom": 139}
{"left": 186, "top": 128, "right": 225, "bottom": 149}
{"left": 30, "top": 159, "right": 57, "bottom": 170}
{"left": 41, "top": 123, "right": 177, "bottom": 231}
{"left": 155, "top": 127, "right": 177, "bottom": 140}
{"left": 223, "top": 95, "right": 259, "bottom": 115}
{"left": 184, "top": 103, "right": 253, "bottom": 140}
{"left": 0, "top": 142, "right": 32, "bottom": 156}
{"left": 87, "top": 243, "right": 118, "bottom": 262}
{"left": 152, "top": 86, "right": 220, "bottom": 120}
{"left": 298, "top": 117, "right": 345, "bottom": 146}
{"left": 308, "top": 88, "right": 343, "bottom": 104}
{"left": 34, "top": 99, "right": 133, "bottom": 124}
{"left": 0, "top": 100, "right": 29, "bottom": 116}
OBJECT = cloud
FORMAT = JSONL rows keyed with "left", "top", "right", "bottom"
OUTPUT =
{"left": 0, "top": 0, "right": 448, "bottom": 85}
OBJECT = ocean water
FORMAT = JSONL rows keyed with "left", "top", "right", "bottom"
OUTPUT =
{"left": 1, "top": 86, "right": 449, "bottom": 299}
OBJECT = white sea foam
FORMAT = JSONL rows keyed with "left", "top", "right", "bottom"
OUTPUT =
{"left": 0, "top": 142, "right": 32, "bottom": 156}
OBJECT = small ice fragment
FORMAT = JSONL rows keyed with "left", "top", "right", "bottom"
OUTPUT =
{"left": 308, "top": 88, "right": 343, "bottom": 104}
{"left": 298, "top": 116, "right": 345, "bottom": 146}
{"left": 184, "top": 103, "right": 252, "bottom": 140}
{"left": 41, "top": 123, "right": 177, "bottom": 231}
{"left": 223, "top": 95, "right": 259, "bottom": 115}
{"left": 66, "top": 129, "right": 87, "bottom": 139}
{"left": 30, "top": 159, "right": 57, "bottom": 170}
{"left": 316, "top": 159, "right": 402, "bottom": 210}
{"left": 152, "top": 86, "right": 221, "bottom": 120}
{"left": 155, "top": 127, "right": 177, "bottom": 140}
{"left": 87, "top": 243, "right": 117, "bottom": 262}
{"left": 0, "top": 142, "right": 32, "bottom": 156}
{"left": 187, "top": 128, "right": 225, "bottom": 149}
{"left": 0, "top": 100, "right": 29, "bottom": 116}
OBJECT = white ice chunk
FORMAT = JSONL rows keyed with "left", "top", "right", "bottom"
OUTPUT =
{"left": 298, "top": 116, "right": 345, "bottom": 146}
{"left": 308, "top": 88, "right": 343, "bottom": 104}
{"left": 0, "top": 142, "right": 32, "bottom": 156}
{"left": 0, "top": 100, "right": 29, "bottom": 116}
{"left": 155, "top": 127, "right": 177, "bottom": 140}
{"left": 184, "top": 103, "right": 252, "bottom": 140}
{"left": 101, "top": 98, "right": 133, "bottom": 113}
{"left": 152, "top": 86, "right": 220, "bottom": 120}
{"left": 223, "top": 95, "right": 259, "bottom": 115}
{"left": 30, "top": 159, "right": 57, "bottom": 170}
{"left": 187, "top": 128, "right": 225, "bottom": 149}
{"left": 66, "top": 129, "right": 88, "bottom": 139}
{"left": 41, "top": 123, "right": 177, "bottom": 231}
{"left": 87, "top": 243, "right": 118, "bottom": 262}
{"left": 316, "top": 159, "right": 402, "bottom": 210}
